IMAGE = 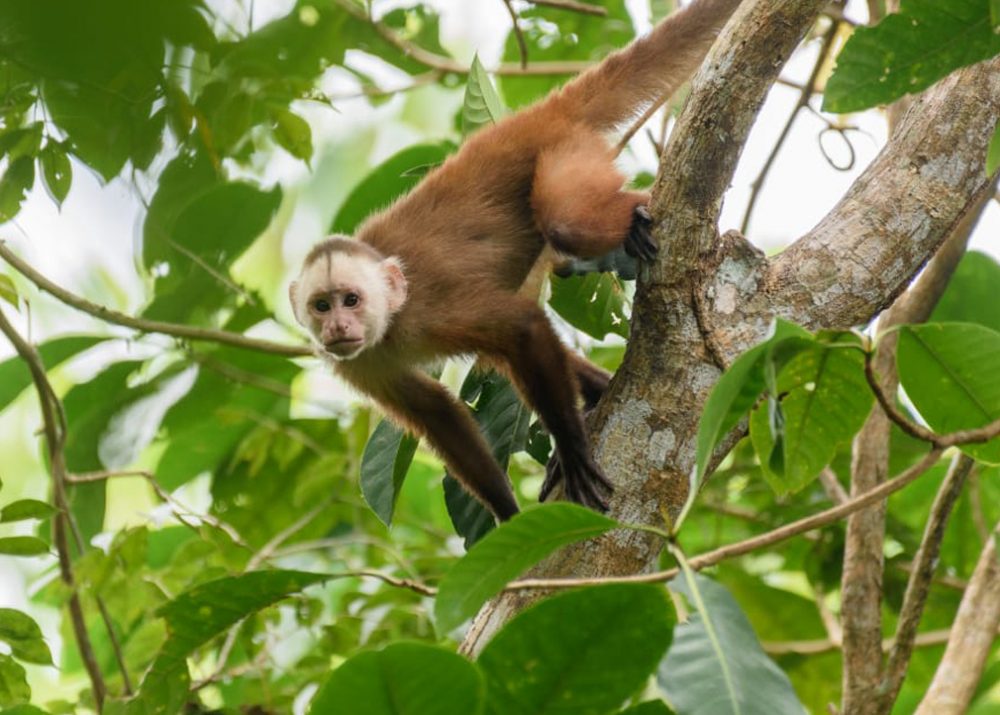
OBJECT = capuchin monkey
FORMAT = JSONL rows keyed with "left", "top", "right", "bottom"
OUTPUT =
{"left": 290, "top": 0, "right": 741, "bottom": 522}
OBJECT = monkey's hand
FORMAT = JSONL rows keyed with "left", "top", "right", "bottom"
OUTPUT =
{"left": 540, "top": 452, "right": 614, "bottom": 512}
{"left": 624, "top": 205, "right": 658, "bottom": 262}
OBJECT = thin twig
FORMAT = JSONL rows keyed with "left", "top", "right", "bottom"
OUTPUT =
{"left": 504, "top": 449, "right": 944, "bottom": 592}
{"left": 763, "top": 627, "right": 992, "bottom": 656}
{"left": 864, "top": 350, "right": 1000, "bottom": 448}
{"left": 68, "top": 470, "right": 251, "bottom": 550}
{"left": 740, "top": 20, "right": 840, "bottom": 234}
{"left": 529, "top": 0, "right": 606, "bottom": 16}
{"left": 879, "top": 454, "right": 974, "bottom": 710}
{"left": 0, "top": 308, "right": 107, "bottom": 709}
{"left": 502, "top": 0, "right": 529, "bottom": 70}
{"left": 0, "top": 241, "right": 311, "bottom": 357}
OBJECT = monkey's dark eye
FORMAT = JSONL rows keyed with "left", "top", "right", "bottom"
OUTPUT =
{"left": 313, "top": 298, "right": 331, "bottom": 313}
{"left": 343, "top": 293, "right": 360, "bottom": 308}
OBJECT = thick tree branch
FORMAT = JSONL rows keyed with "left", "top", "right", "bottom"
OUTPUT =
{"left": 768, "top": 56, "right": 1000, "bottom": 328}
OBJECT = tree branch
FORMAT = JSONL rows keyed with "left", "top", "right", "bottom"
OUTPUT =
{"left": 915, "top": 521, "right": 1000, "bottom": 715}
{"left": 0, "top": 241, "right": 310, "bottom": 357}
{"left": 0, "top": 307, "right": 107, "bottom": 709}
{"left": 878, "top": 454, "right": 974, "bottom": 712}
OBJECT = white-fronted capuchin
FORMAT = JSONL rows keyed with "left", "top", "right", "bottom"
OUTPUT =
{"left": 290, "top": 0, "right": 741, "bottom": 522}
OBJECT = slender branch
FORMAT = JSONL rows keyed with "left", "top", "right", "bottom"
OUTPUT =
{"left": 0, "top": 241, "right": 311, "bottom": 357}
{"left": 68, "top": 470, "right": 251, "bottom": 550}
{"left": 763, "top": 627, "right": 993, "bottom": 657}
{"left": 0, "top": 308, "right": 107, "bottom": 709}
{"left": 528, "top": 0, "right": 607, "bottom": 15}
{"left": 504, "top": 449, "right": 943, "bottom": 592}
{"left": 740, "top": 19, "right": 839, "bottom": 234}
{"left": 879, "top": 454, "right": 974, "bottom": 711}
{"left": 246, "top": 499, "right": 332, "bottom": 570}
{"left": 864, "top": 350, "right": 1000, "bottom": 448}
{"left": 501, "top": 0, "right": 529, "bottom": 70}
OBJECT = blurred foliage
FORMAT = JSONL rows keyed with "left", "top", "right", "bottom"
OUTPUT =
{"left": 0, "top": 0, "right": 997, "bottom": 713}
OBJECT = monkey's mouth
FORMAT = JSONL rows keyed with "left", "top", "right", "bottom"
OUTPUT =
{"left": 325, "top": 338, "right": 363, "bottom": 354}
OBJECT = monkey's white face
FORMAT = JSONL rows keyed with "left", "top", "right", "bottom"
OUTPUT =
{"left": 289, "top": 251, "right": 408, "bottom": 361}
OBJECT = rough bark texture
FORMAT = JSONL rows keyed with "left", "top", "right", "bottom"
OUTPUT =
{"left": 914, "top": 527, "right": 1000, "bottom": 715}
{"left": 460, "top": 0, "right": 1000, "bottom": 653}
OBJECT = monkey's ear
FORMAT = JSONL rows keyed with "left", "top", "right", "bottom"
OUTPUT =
{"left": 382, "top": 257, "right": 408, "bottom": 312}
{"left": 288, "top": 281, "right": 302, "bottom": 324}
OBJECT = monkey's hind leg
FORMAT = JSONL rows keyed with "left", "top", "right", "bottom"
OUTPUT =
{"left": 531, "top": 134, "right": 658, "bottom": 261}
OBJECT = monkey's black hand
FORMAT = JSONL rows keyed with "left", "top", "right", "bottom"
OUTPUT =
{"left": 624, "top": 205, "right": 658, "bottom": 262}
{"left": 540, "top": 452, "right": 614, "bottom": 512}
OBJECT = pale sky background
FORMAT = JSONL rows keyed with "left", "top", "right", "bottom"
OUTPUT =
{"left": 0, "top": 1, "right": 998, "bottom": 702}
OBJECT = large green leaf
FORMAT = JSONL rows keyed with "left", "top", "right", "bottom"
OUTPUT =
{"left": 931, "top": 251, "right": 1000, "bottom": 333}
{"left": 549, "top": 273, "right": 630, "bottom": 340}
{"left": 445, "top": 371, "right": 533, "bottom": 547}
{"left": 0, "top": 157, "right": 34, "bottom": 223}
{"left": 0, "top": 653, "right": 29, "bottom": 708}
{"left": 62, "top": 360, "right": 156, "bottom": 542}
{"left": 0, "top": 336, "right": 103, "bottom": 412}
{"left": 0, "top": 609, "right": 53, "bottom": 665}
{"left": 0, "top": 537, "right": 49, "bottom": 556}
{"left": 749, "top": 337, "right": 872, "bottom": 495}
{"left": 659, "top": 574, "right": 805, "bottom": 715}
{"left": 39, "top": 142, "right": 71, "bottom": 206}
{"left": 824, "top": 0, "right": 1000, "bottom": 113}
{"left": 478, "top": 584, "right": 675, "bottom": 715}
{"left": 156, "top": 347, "right": 297, "bottom": 489}
{"left": 134, "top": 570, "right": 327, "bottom": 713}
{"left": 693, "top": 320, "right": 813, "bottom": 491}
{"left": 360, "top": 420, "right": 420, "bottom": 526}
{"left": 896, "top": 323, "right": 1000, "bottom": 463}
{"left": 435, "top": 503, "right": 617, "bottom": 633}
{"left": 0, "top": 499, "right": 55, "bottom": 523}
{"left": 143, "top": 181, "right": 282, "bottom": 323}
{"left": 310, "top": 642, "right": 485, "bottom": 715}
{"left": 463, "top": 55, "right": 506, "bottom": 135}
{"left": 331, "top": 142, "right": 456, "bottom": 235}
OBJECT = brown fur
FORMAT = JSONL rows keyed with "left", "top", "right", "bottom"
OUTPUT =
{"left": 294, "top": 0, "right": 741, "bottom": 520}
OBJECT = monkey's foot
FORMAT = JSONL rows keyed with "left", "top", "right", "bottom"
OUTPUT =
{"left": 540, "top": 453, "right": 614, "bottom": 512}
{"left": 624, "top": 205, "right": 658, "bottom": 262}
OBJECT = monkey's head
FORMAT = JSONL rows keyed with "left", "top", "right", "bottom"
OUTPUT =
{"left": 289, "top": 237, "right": 408, "bottom": 360}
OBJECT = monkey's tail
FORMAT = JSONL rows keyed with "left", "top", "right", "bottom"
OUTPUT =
{"left": 555, "top": 0, "right": 741, "bottom": 132}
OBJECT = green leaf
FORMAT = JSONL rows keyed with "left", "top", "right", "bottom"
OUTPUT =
{"left": 310, "top": 642, "right": 485, "bottom": 715}
{"left": 992, "top": 0, "right": 1000, "bottom": 28}
{"left": 331, "top": 142, "right": 456, "bottom": 234}
{"left": 136, "top": 570, "right": 327, "bottom": 713}
{"left": 0, "top": 653, "right": 30, "bottom": 708}
{"left": 824, "top": 0, "right": 1000, "bottom": 113}
{"left": 271, "top": 108, "right": 313, "bottom": 163}
{"left": 39, "top": 143, "right": 72, "bottom": 206}
{"left": 932, "top": 250, "right": 1000, "bottom": 332}
{"left": 749, "top": 336, "right": 872, "bottom": 495}
{"left": 0, "top": 275, "right": 17, "bottom": 308}
{"left": 897, "top": 323, "right": 1000, "bottom": 462}
{"left": 478, "top": 584, "right": 675, "bottom": 715}
{"left": 0, "top": 536, "right": 49, "bottom": 556}
{"left": 660, "top": 574, "right": 805, "bottom": 715}
{"left": 0, "top": 157, "right": 35, "bottom": 224}
{"left": 435, "top": 503, "right": 617, "bottom": 633}
{"left": 0, "top": 499, "right": 56, "bottom": 523}
{"left": 360, "top": 420, "right": 420, "bottom": 526}
{"left": 987, "top": 120, "right": 1000, "bottom": 177}
{"left": 0, "top": 608, "right": 53, "bottom": 665}
{"left": 444, "top": 475, "right": 497, "bottom": 549}
{"left": 463, "top": 55, "right": 506, "bottom": 136}
{"left": 620, "top": 702, "right": 675, "bottom": 715}
{"left": 693, "top": 320, "right": 813, "bottom": 490}
{"left": 0, "top": 336, "right": 103, "bottom": 412}
{"left": 549, "top": 273, "right": 630, "bottom": 340}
